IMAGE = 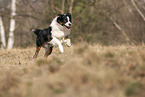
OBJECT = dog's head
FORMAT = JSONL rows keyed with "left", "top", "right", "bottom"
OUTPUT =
{"left": 57, "top": 13, "right": 72, "bottom": 30}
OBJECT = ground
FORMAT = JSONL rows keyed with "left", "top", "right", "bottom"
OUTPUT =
{"left": 0, "top": 43, "right": 145, "bottom": 97}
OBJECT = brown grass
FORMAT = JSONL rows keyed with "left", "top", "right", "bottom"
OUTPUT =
{"left": 0, "top": 43, "right": 145, "bottom": 97}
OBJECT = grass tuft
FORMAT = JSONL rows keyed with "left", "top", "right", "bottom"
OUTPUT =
{"left": 125, "top": 81, "right": 143, "bottom": 96}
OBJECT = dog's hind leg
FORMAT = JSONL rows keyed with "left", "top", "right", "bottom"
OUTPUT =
{"left": 33, "top": 43, "right": 46, "bottom": 58}
{"left": 33, "top": 42, "right": 47, "bottom": 58}
{"left": 44, "top": 46, "right": 53, "bottom": 58}
{"left": 33, "top": 46, "right": 41, "bottom": 58}
{"left": 44, "top": 43, "right": 53, "bottom": 58}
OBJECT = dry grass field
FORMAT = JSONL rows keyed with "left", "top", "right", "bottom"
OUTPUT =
{"left": 0, "top": 43, "right": 145, "bottom": 97}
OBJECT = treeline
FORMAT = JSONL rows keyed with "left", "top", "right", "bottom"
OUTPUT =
{"left": 0, "top": 0, "right": 145, "bottom": 48}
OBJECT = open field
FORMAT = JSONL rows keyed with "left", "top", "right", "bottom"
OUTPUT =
{"left": 0, "top": 43, "right": 145, "bottom": 97}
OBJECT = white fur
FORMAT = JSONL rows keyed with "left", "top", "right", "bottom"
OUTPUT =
{"left": 65, "top": 16, "right": 72, "bottom": 28}
{"left": 48, "top": 16, "right": 71, "bottom": 53}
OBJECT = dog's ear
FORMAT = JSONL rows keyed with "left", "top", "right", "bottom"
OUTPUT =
{"left": 66, "top": 13, "right": 71, "bottom": 17}
{"left": 57, "top": 14, "right": 64, "bottom": 19}
{"left": 57, "top": 14, "right": 64, "bottom": 25}
{"left": 57, "top": 14, "right": 63, "bottom": 17}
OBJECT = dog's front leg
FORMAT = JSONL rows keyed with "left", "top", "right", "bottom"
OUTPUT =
{"left": 63, "top": 38, "right": 71, "bottom": 47}
{"left": 50, "top": 37, "right": 64, "bottom": 53}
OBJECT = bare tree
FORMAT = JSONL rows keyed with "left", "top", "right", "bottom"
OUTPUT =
{"left": 7, "top": 0, "right": 16, "bottom": 49}
{"left": 0, "top": 16, "right": 6, "bottom": 49}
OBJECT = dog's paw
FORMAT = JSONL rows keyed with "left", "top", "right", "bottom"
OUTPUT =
{"left": 65, "top": 43, "right": 71, "bottom": 47}
{"left": 60, "top": 49, "right": 64, "bottom": 53}
{"left": 59, "top": 46, "right": 64, "bottom": 53}
{"left": 32, "top": 55, "right": 37, "bottom": 59}
{"left": 65, "top": 39, "right": 71, "bottom": 47}
{"left": 32, "top": 56, "right": 34, "bottom": 59}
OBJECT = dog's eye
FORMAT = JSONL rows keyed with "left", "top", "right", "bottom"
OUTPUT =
{"left": 64, "top": 20, "right": 66, "bottom": 22}
{"left": 64, "top": 18, "right": 68, "bottom": 22}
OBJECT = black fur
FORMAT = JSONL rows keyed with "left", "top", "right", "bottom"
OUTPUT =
{"left": 33, "top": 26, "right": 52, "bottom": 47}
{"left": 32, "top": 26, "right": 53, "bottom": 58}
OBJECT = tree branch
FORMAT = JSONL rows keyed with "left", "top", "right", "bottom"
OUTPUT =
{"left": 74, "top": 4, "right": 90, "bottom": 19}
{"left": 131, "top": 0, "right": 145, "bottom": 22}
{"left": 16, "top": 14, "right": 38, "bottom": 20}
{"left": 69, "top": 0, "right": 74, "bottom": 14}
{"left": 51, "top": 3, "right": 61, "bottom": 13}
{"left": 110, "top": 17, "right": 134, "bottom": 44}
{"left": 61, "top": 0, "right": 65, "bottom": 14}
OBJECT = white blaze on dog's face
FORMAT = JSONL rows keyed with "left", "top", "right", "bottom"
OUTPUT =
{"left": 57, "top": 13, "right": 72, "bottom": 30}
{"left": 65, "top": 16, "right": 72, "bottom": 29}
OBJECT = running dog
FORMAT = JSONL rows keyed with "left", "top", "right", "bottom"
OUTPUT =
{"left": 32, "top": 13, "right": 72, "bottom": 58}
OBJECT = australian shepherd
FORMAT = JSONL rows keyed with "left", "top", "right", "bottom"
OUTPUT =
{"left": 32, "top": 13, "right": 72, "bottom": 58}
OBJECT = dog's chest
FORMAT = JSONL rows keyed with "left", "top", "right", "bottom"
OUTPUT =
{"left": 52, "top": 30, "right": 64, "bottom": 39}
{"left": 51, "top": 26, "right": 70, "bottom": 39}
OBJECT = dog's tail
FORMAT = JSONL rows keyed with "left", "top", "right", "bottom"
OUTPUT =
{"left": 32, "top": 29, "right": 41, "bottom": 36}
{"left": 32, "top": 29, "right": 36, "bottom": 32}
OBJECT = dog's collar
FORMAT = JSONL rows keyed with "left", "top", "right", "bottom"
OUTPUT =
{"left": 58, "top": 23, "right": 70, "bottom": 31}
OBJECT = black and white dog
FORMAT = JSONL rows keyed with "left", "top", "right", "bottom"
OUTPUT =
{"left": 32, "top": 13, "right": 72, "bottom": 58}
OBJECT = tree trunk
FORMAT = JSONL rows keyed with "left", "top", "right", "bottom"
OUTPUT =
{"left": 0, "top": 16, "right": 6, "bottom": 49}
{"left": 7, "top": 0, "right": 16, "bottom": 49}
